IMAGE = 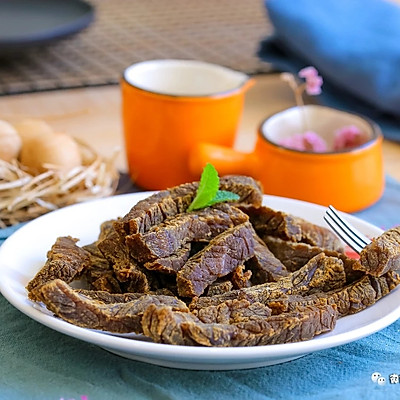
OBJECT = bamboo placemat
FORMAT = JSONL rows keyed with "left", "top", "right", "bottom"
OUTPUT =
{"left": 0, "top": 0, "right": 273, "bottom": 95}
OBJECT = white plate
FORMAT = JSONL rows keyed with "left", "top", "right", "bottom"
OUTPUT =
{"left": 0, "top": 193, "right": 399, "bottom": 370}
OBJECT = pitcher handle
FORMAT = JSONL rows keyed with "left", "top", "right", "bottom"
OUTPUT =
{"left": 188, "top": 142, "right": 258, "bottom": 178}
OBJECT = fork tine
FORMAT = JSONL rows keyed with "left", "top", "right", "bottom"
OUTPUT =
{"left": 324, "top": 213, "right": 365, "bottom": 254}
{"left": 327, "top": 206, "right": 371, "bottom": 247}
{"left": 323, "top": 205, "right": 371, "bottom": 254}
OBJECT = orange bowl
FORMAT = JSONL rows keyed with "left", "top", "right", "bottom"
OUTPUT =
{"left": 257, "top": 105, "right": 384, "bottom": 212}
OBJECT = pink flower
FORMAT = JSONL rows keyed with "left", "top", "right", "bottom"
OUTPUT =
{"left": 298, "top": 66, "right": 323, "bottom": 95}
{"left": 278, "top": 134, "right": 306, "bottom": 151}
{"left": 278, "top": 131, "right": 327, "bottom": 152}
{"left": 303, "top": 131, "right": 327, "bottom": 151}
{"left": 333, "top": 125, "right": 367, "bottom": 150}
{"left": 298, "top": 66, "right": 319, "bottom": 79}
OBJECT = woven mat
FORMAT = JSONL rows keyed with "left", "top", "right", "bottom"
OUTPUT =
{"left": 0, "top": 0, "right": 273, "bottom": 95}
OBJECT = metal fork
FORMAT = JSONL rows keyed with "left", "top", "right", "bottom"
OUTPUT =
{"left": 324, "top": 205, "right": 372, "bottom": 254}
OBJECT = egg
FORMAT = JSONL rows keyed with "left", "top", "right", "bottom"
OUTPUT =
{"left": 0, "top": 120, "right": 22, "bottom": 162}
{"left": 19, "top": 132, "right": 82, "bottom": 173}
{"left": 13, "top": 119, "right": 54, "bottom": 144}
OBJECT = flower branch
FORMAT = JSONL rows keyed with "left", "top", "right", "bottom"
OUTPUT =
{"left": 279, "top": 66, "right": 366, "bottom": 152}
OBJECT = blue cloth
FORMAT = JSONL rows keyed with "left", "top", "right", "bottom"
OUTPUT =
{"left": 259, "top": 0, "right": 400, "bottom": 142}
{"left": 1, "top": 177, "right": 400, "bottom": 400}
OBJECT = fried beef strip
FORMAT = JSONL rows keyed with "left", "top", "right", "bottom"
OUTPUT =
{"left": 144, "top": 244, "right": 191, "bottom": 274}
{"left": 295, "top": 217, "right": 343, "bottom": 250}
{"left": 262, "top": 235, "right": 322, "bottom": 272}
{"left": 82, "top": 242, "right": 122, "bottom": 293}
{"left": 268, "top": 270, "right": 400, "bottom": 318}
{"left": 27, "top": 236, "right": 91, "bottom": 300}
{"left": 126, "top": 204, "right": 248, "bottom": 262}
{"left": 320, "top": 272, "right": 400, "bottom": 316}
{"left": 231, "top": 265, "right": 252, "bottom": 289}
{"left": 76, "top": 289, "right": 144, "bottom": 303}
{"left": 75, "top": 288, "right": 177, "bottom": 303}
{"left": 262, "top": 235, "right": 364, "bottom": 283}
{"left": 98, "top": 219, "right": 116, "bottom": 241}
{"left": 141, "top": 303, "right": 337, "bottom": 346}
{"left": 36, "top": 279, "right": 188, "bottom": 334}
{"left": 177, "top": 222, "right": 255, "bottom": 297}
{"left": 83, "top": 243, "right": 112, "bottom": 279}
{"left": 246, "top": 233, "right": 289, "bottom": 283}
{"left": 206, "top": 280, "right": 234, "bottom": 296}
{"left": 219, "top": 175, "right": 263, "bottom": 207}
{"left": 190, "top": 252, "right": 346, "bottom": 310}
{"left": 114, "top": 175, "right": 262, "bottom": 238}
{"left": 195, "top": 299, "right": 272, "bottom": 324}
{"left": 114, "top": 187, "right": 194, "bottom": 238}
{"left": 241, "top": 205, "right": 343, "bottom": 251}
{"left": 186, "top": 269, "right": 400, "bottom": 346}
{"left": 81, "top": 219, "right": 123, "bottom": 293}
{"left": 355, "top": 226, "right": 400, "bottom": 276}
{"left": 98, "top": 230, "right": 151, "bottom": 293}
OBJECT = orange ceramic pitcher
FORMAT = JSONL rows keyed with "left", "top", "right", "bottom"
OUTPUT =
{"left": 121, "top": 59, "right": 254, "bottom": 189}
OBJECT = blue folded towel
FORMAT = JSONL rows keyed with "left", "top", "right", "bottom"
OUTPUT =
{"left": 259, "top": 0, "right": 400, "bottom": 141}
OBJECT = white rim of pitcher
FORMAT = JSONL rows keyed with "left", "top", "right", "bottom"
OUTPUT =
{"left": 122, "top": 59, "right": 252, "bottom": 99}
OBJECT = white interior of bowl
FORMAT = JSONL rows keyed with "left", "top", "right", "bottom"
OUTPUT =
{"left": 261, "top": 105, "right": 376, "bottom": 151}
{"left": 124, "top": 59, "right": 249, "bottom": 97}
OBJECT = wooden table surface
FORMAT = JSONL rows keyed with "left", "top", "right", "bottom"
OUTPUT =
{"left": 0, "top": 74, "right": 399, "bottom": 182}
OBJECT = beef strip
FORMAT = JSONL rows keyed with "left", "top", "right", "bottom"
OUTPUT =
{"left": 190, "top": 252, "right": 346, "bottom": 311}
{"left": 91, "top": 276, "right": 122, "bottom": 293}
{"left": 241, "top": 205, "right": 302, "bottom": 241}
{"left": 83, "top": 220, "right": 123, "bottom": 293}
{"left": 262, "top": 235, "right": 323, "bottom": 272}
{"left": 144, "top": 244, "right": 191, "bottom": 274}
{"left": 293, "top": 217, "right": 343, "bottom": 250}
{"left": 98, "top": 219, "right": 116, "bottom": 241}
{"left": 177, "top": 222, "right": 255, "bottom": 297}
{"left": 82, "top": 242, "right": 122, "bottom": 293}
{"left": 263, "top": 235, "right": 364, "bottom": 283}
{"left": 262, "top": 269, "right": 400, "bottom": 319}
{"left": 241, "top": 205, "right": 343, "bottom": 251}
{"left": 114, "top": 175, "right": 262, "bottom": 238}
{"left": 355, "top": 226, "right": 400, "bottom": 276}
{"left": 195, "top": 299, "right": 272, "bottom": 324}
{"left": 142, "top": 305, "right": 200, "bottom": 346}
{"left": 219, "top": 175, "right": 263, "bottom": 207}
{"left": 75, "top": 287, "right": 175, "bottom": 303}
{"left": 231, "top": 265, "right": 252, "bottom": 289}
{"left": 98, "top": 230, "right": 150, "bottom": 293}
{"left": 75, "top": 289, "right": 144, "bottom": 303}
{"left": 126, "top": 204, "right": 248, "bottom": 262}
{"left": 246, "top": 233, "right": 289, "bottom": 283}
{"left": 36, "top": 279, "right": 188, "bottom": 334}
{"left": 206, "top": 280, "right": 234, "bottom": 296}
{"left": 141, "top": 303, "right": 337, "bottom": 346}
{"left": 114, "top": 188, "right": 193, "bottom": 238}
{"left": 322, "top": 270, "right": 400, "bottom": 316}
{"left": 83, "top": 243, "right": 111, "bottom": 278}
{"left": 27, "top": 236, "right": 91, "bottom": 300}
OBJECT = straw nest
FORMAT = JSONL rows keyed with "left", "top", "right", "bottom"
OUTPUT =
{"left": 0, "top": 139, "right": 119, "bottom": 228}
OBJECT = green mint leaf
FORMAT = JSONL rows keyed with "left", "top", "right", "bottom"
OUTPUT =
{"left": 205, "top": 190, "right": 240, "bottom": 207}
{"left": 187, "top": 163, "right": 219, "bottom": 211}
